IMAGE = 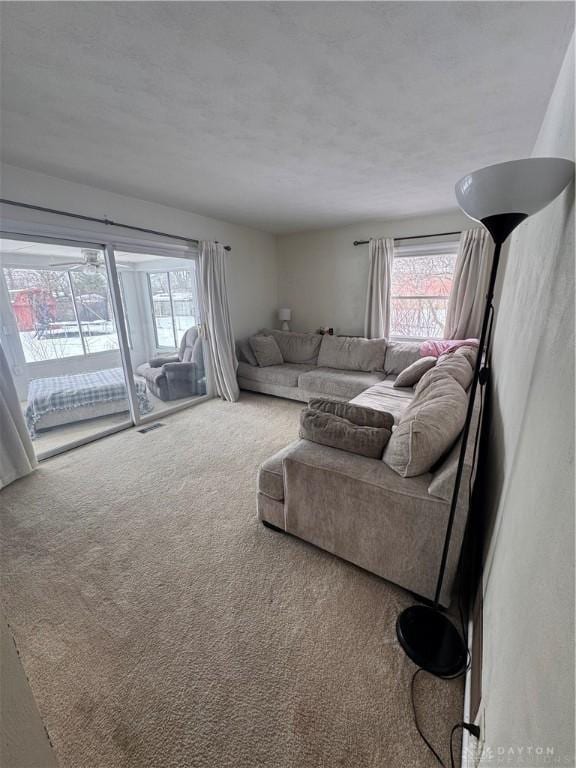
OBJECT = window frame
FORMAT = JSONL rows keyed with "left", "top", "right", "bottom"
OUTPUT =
{"left": 146, "top": 267, "right": 197, "bottom": 351}
{"left": 0, "top": 229, "right": 211, "bottom": 461}
{"left": 117, "top": 272, "right": 133, "bottom": 349}
{"left": 389, "top": 239, "right": 459, "bottom": 341}
{"left": 147, "top": 270, "right": 177, "bottom": 350}
{"left": 2, "top": 261, "right": 121, "bottom": 363}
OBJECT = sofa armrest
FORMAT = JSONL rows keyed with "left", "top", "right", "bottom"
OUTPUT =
{"left": 163, "top": 361, "right": 199, "bottom": 379}
{"left": 150, "top": 354, "right": 180, "bottom": 368}
{"left": 281, "top": 441, "right": 461, "bottom": 605}
{"left": 283, "top": 438, "right": 432, "bottom": 497}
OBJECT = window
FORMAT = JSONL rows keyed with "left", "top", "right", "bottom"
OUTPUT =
{"left": 3, "top": 265, "right": 120, "bottom": 362}
{"left": 147, "top": 267, "right": 198, "bottom": 349}
{"left": 389, "top": 242, "right": 458, "bottom": 339}
{"left": 69, "top": 270, "right": 120, "bottom": 354}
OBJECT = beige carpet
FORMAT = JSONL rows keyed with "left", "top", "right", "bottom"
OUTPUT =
{"left": 1, "top": 392, "right": 463, "bottom": 768}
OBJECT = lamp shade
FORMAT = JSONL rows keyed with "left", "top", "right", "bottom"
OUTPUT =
{"left": 278, "top": 308, "right": 291, "bottom": 321}
{"left": 455, "top": 157, "right": 574, "bottom": 223}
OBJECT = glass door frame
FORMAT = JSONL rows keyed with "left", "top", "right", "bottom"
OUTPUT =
{"left": 108, "top": 244, "right": 212, "bottom": 427}
{"left": 1, "top": 229, "right": 212, "bottom": 460}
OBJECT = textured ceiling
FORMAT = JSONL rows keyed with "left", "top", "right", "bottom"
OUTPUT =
{"left": 0, "top": 2, "right": 573, "bottom": 233}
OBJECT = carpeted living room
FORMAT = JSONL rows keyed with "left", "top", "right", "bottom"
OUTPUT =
{"left": 1, "top": 3, "right": 574, "bottom": 768}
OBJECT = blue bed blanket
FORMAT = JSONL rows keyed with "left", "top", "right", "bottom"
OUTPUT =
{"left": 26, "top": 367, "right": 152, "bottom": 437}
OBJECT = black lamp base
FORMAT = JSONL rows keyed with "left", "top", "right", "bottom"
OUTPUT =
{"left": 396, "top": 605, "right": 467, "bottom": 678}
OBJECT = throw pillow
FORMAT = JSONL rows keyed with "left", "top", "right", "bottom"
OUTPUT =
{"left": 383, "top": 375, "right": 468, "bottom": 477}
{"left": 236, "top": 338, "right": 259, "bottom": 367}
{"left": 270, "top": 330, "right": 323, "bottom": 364}
{"left": 249, "top": 335, "right": 284, "bottom": 367}
{"left": 299, "top": 408, "right": 391, "bottom": 459}
{"left": 393, "top": 356, "right": 437, "bottom": 388}
{"left": 308, "top": 398, "right": 394, "bottom": 430}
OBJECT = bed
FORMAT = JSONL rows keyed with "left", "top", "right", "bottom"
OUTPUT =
{"left": 25, "top": 368, "right": 152, "bottom": 438}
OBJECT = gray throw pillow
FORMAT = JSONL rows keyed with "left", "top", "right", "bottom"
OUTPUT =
{"left": 393, "top": 356, "right": 437, "bottom": 388}
{"left": 236, "top": 338, "right": 259, "bottom": 367}
{"left": 249, "top": 335, "right": 284, "bottom": 367}
{"left": 383, "top": 374, "right": 468, "bottom": 477}
{"left": 270, "top": 330, "right": 323, "bottom": 364}
{"left": 299, "top": 408, "right": 391, "bottom": 459}
{"left": 308, "top": 398, "right": 394, "bottom": 430}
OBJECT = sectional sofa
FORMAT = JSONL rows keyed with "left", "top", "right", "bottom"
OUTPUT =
{"left": 237, "top": 330, "right": 480, "bottom": 605}
{"left": 237, "top": 330, "right": 421, "bottom": 402}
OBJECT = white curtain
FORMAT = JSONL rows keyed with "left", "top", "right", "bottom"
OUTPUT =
{"left": 0, "top": 343, "right": 37, "bottom": 489}
{"left": 364, "top": 237, "right": 394, "bottom": 339}
{"left": 199, "top": 241, "right": 240, "bottom": 402}
{"left": 444, "top": 228, "right": 493, "bottom": 340}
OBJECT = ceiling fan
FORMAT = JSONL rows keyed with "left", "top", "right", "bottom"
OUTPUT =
{"left": 50, "top": 249, "right": 104, "bottom": 272}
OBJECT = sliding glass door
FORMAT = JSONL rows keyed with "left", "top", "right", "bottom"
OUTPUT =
{"left": 114, "top": 250, "right": 207, "bottom": 419}
{"left": 0, "top": 234, "right": 209, "bottom": 459}
{"left": 0, "top": 236, "right": 131, "bottom": 458}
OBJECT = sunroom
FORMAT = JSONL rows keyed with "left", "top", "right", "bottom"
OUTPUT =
{"left": 0, "top": 234, "right": 210, "bottom": 459}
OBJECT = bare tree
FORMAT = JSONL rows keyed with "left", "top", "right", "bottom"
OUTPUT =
{"left": 390, "top": 253, "right": 456, "bottom": 337}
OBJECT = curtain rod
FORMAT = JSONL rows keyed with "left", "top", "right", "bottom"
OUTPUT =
{"left": 353, "top": 230, "right": 461, "bottom": 246}
{"left": 0, "top": 198, "right": 232, "bottom": 251}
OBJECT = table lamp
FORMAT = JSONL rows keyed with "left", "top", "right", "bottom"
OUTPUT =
{"left": 278, "top": 308, "right": 292, "bottom": 331}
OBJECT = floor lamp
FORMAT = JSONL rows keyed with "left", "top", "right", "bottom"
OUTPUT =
{"left": 396, "top": 157, "right": 575, "bottom": 678}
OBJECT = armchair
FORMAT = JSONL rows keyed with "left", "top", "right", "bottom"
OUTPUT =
{"left": 136, "top": 327, "right": 206, "bottom": 401}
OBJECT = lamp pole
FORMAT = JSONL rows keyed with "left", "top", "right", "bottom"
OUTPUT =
{"left": 396, "top": 216, "right": 523, "bottom": 678}
{"left": 394, "top": 155, "right": 574, "bottom": 678}
{"left": 431, "top": 213, "right": 527, "bottom": 608}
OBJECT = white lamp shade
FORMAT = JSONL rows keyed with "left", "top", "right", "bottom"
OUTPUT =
{"left": 455, "top": 157, "right": 574, "bottom": 223}
{"left": 278, "top": 308, "right": 291, "bottom": 321}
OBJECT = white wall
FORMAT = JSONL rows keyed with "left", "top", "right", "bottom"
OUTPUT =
{"left": 276, "top": 210, "right": 470, "bottom": 335}
{"left": 478, "top": 37, "right": 574, "bottom": 764}
{"left": 0, "top": 164, "right": 279, "bottom": 340}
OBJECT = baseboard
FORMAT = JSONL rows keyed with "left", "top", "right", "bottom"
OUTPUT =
{"left": 461, "top": 615, "right": 482, "bottom": 768}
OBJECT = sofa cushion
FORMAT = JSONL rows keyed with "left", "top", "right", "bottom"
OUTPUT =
{"left": 383, "top": 341, "right": 423, "bottom": 375}
{"left": 249, "top": 335, "right": 284, "bottom": 366}
{"left": 298, "top": 368, "right": 385, "bottom": 399}
{"left": 270, "top": 330, "right": 323, "bottom": 364}
{"left": 237, "top": 361, "right": 315, "bottom": 387}
{"left": 236, "top": 338, "right": 259, "bottom": 367}
{"left": 428, "top": 385, "right": 481, "bottom": 506}
{"left": 435, "top": 351, "right": 474, "bottom": 390}
{"left": 453, "top": 344, "right": 478, "bottom": 368}
{"left": 394, "top": 356, "right": 437, "bottom": 388}
{"left": 299, "top": 409, "right": 391, "bottom": 459}
{"left": 350, "top": 377, "right": 414, "bottom": 423}
{"left": 383, "top": 374, "right": 468, "bottom": 477}
{"left": 308, "top": 398, "right": 394, "bottom": 430}
{"left": 317, "top": 335, "right": 386, "bottom": 372}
